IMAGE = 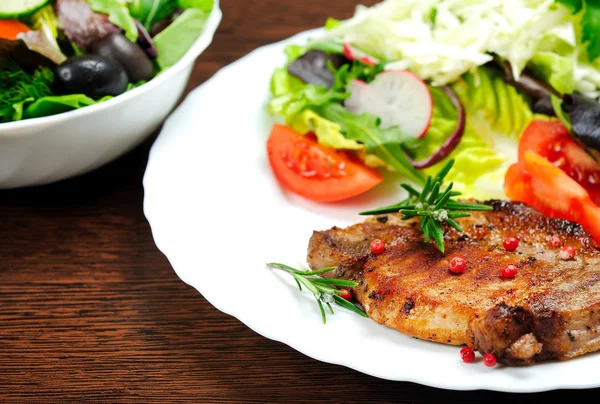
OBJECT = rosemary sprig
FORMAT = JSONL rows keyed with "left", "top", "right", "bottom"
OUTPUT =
{"left": 267, "top": 262, "right": 368, "bottom": 324}
{"left": 359, "top": 159, "right": 493, "bottom": 253}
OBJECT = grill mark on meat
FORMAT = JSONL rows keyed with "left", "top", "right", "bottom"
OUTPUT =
{"left": 402, "top": 300, "right": 415, "bottom": 315}
{"left": 307, "top": 200, "right": 600, "bottom": 365}
{"left": 377, "top": 216, "right": 389, "bottom": 223}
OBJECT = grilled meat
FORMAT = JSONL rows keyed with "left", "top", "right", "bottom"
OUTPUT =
{"left": 307, "top": 200, "right": 600, "bottom": 365}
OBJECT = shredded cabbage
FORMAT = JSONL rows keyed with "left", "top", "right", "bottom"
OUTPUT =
{"left": 317, "top": 0, "right": 578, "bottom": 87}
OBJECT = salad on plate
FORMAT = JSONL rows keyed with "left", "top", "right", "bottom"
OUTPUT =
{"left": 266, "top": 0, "right": 600, "bottom": 243}
{"left": 0, "top": 0, "right": 214, "bottom": 123}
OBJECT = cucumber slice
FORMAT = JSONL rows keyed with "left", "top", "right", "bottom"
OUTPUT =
{"left": 0, "top": 0, "right": 51, "bottom": 18}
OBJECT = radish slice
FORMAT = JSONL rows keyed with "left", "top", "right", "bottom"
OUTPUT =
{"left": 343, "top": 43, "right": 380, "bottom": 66}
{"left": 345, "top": 79, "right": 380, "bottom": 115}
{"left": 344, "top": 70, "right": 433, "bottom": 138}
{"left": 407, "top": 86, "right": 466, "bottom": 169}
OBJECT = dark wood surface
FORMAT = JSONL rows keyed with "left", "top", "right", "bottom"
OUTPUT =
{"left": 0, "top": 0, "right": 598, "bottom": 402}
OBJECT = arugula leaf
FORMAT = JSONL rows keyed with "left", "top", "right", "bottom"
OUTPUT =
{"left": 317, "top": 103, "right": 425, "bottom": 185}
{"left": 556, "top": 0, "right": 600, "bottom": 61}
{"left": 87, "top": 0, "right": 138, "bottom": 42}
{"left": 331, "top": 62, "right": 383, "bottom": 92}
{"left": 129, "top": 0, "right": 178, "bottom": 31}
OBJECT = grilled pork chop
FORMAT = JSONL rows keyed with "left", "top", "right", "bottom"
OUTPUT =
{"left": 307, "top": 200, "right": 600, "bottom": 365}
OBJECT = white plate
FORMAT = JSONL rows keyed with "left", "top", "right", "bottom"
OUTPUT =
{"left": 142, "top": 28, "right": 600, "bottom": 392}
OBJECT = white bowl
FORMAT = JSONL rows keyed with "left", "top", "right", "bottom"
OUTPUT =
{"left": 0, "top": 1, "right": 222, "bottom": 189}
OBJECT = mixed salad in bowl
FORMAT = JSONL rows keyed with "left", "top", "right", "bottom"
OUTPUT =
{"left": 0, "top": 0, "right": 214, "bottom": 123}
{"left": 266, "top": 0, "right": 600, "bottom": 244}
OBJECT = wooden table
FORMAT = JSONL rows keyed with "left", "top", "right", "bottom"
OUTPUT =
{"left": 1, "top": 0, "right": 597, "bottom": 401}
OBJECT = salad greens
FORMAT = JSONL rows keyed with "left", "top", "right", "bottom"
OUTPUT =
{"left": 129, "top": 0, "right": 178, "bottom": 32}
{"left": 23, "top": 93, "right": 111, "bottom": 118}
{"left": 267, "top": 0, "right": 600, "bottom": 201}
{"left": 317, "top": 103, "right": 424, "bottom": 185}
{"left": 556, "top": 0, "right": 600, "bottom": 61}
{"left": 154, "top": 7, "right": 211, "bottom": 69}
{"left": 177, "top": 0, "right": 213, "bottom": 14}
{"left": 268, "top": 47, "right": 426, "bottom": 183}
{"left": 0, "top": 58, "right": 54, "bottom": 122}
{"left": 87, "top": 0, "right": 138, "bottom": 42}
{"left": 0, "top": 0, "right": 215, "bottom": 124}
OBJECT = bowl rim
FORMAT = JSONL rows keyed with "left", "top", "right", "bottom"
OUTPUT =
{"left": 0, "top": 0, "right": 223, "bottom": 135}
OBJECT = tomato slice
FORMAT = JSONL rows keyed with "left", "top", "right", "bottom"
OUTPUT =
{"left": 267, "top": 124, "right": 382, "bottom": 202}
{"left": 518, "top": 120, "right": 600, "bottom": 204}
{"left": 505, "top": 150, "right": 600, "bottom": 242}
{"left": 0, "top": 20, "right": 30, "bottom": 41}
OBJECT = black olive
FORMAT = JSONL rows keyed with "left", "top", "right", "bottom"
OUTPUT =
{"left": 55, "top": 55, "right": 129, "bottom": 99}
{"left": 89, "top": 32, "right": 154, "bottom": 83}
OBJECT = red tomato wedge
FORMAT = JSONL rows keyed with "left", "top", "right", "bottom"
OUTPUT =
{"left": 505, "top": 150, "right": 600, "bottom": 243}
{"left": 267, "top": 124, "right": 382, "bottom": 202}
{"left": 0, "top": 20, "right": 30, "bottom": 41}
{"left": 517, "top": 120, "right": 600, "bottom": 204}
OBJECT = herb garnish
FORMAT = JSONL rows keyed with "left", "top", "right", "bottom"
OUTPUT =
{"left": 359, "top": 159, "right": 493, "bottom": 252}
{"left": 0, "top": 59, "right": 55, "bottom": 123}
{"left": 267, "top": 263, "right": 367, "bottom": 324}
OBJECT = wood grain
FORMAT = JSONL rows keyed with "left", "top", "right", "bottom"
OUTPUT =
{"left": 0, "top": 0, "right": 598, "bottom": 402}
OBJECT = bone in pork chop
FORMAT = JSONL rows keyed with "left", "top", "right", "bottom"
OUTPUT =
{"left": 307, "top": 200, "right": 600, "bottom": 365}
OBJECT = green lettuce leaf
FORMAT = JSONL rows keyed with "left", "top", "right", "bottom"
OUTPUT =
{"left": 463, "top": 68, "right": 532, "bottom": 139}
{"left": 23, "top": 94, "right": 112, "bottom": 119}
{"left": 178, "top": 0, "right": 214, "bottom": 13}
{"left": 270, "top": 67, "right": 304, "bottom": 97}
{"left": 325, "top": 18, "right": 341, "bottom": 30}
{"left": 153, "top": 8, "right": 209, "bottom": 70}
{"left": 269, "top": 59, "right": 382, "bottom": 121}
{"left": 309, "top": 40, "right": 344, "bottom": 55}
{"left": 0, "top": 98, "right": 32, "bottom": 123}
{"left": 268, "top": 78, "right": 348, "bottom": 121}
{"left": 282, "top": 39, "right": 344, "bottom": 62}
{"left": 88, "top": 0, "right": 138, "bottom": 42}
{"left": 284, "top": 44, "right": 306, "bottom": 63}
{"left": 528, "top": 51, "right": 576, "bottom": 94}
{"left": 551, "top": 94, "right": 572, "bottom": 130}
{"left": 268, "top": 53, "right": 418, "bottom": 176}
{"left": 29, "top": 5, "right": 60, "bottom": 40}
{"left": 288, "top": 109, "right": 363, "bottom": 150}
{"left": 24, "top": 5, "right": 66, "bottom": 65}
{"left": 556, "top": 0, "right": 600, "bottom": 61}
{"left": 556, "top": 0, "right": 581, "bottom": 12}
